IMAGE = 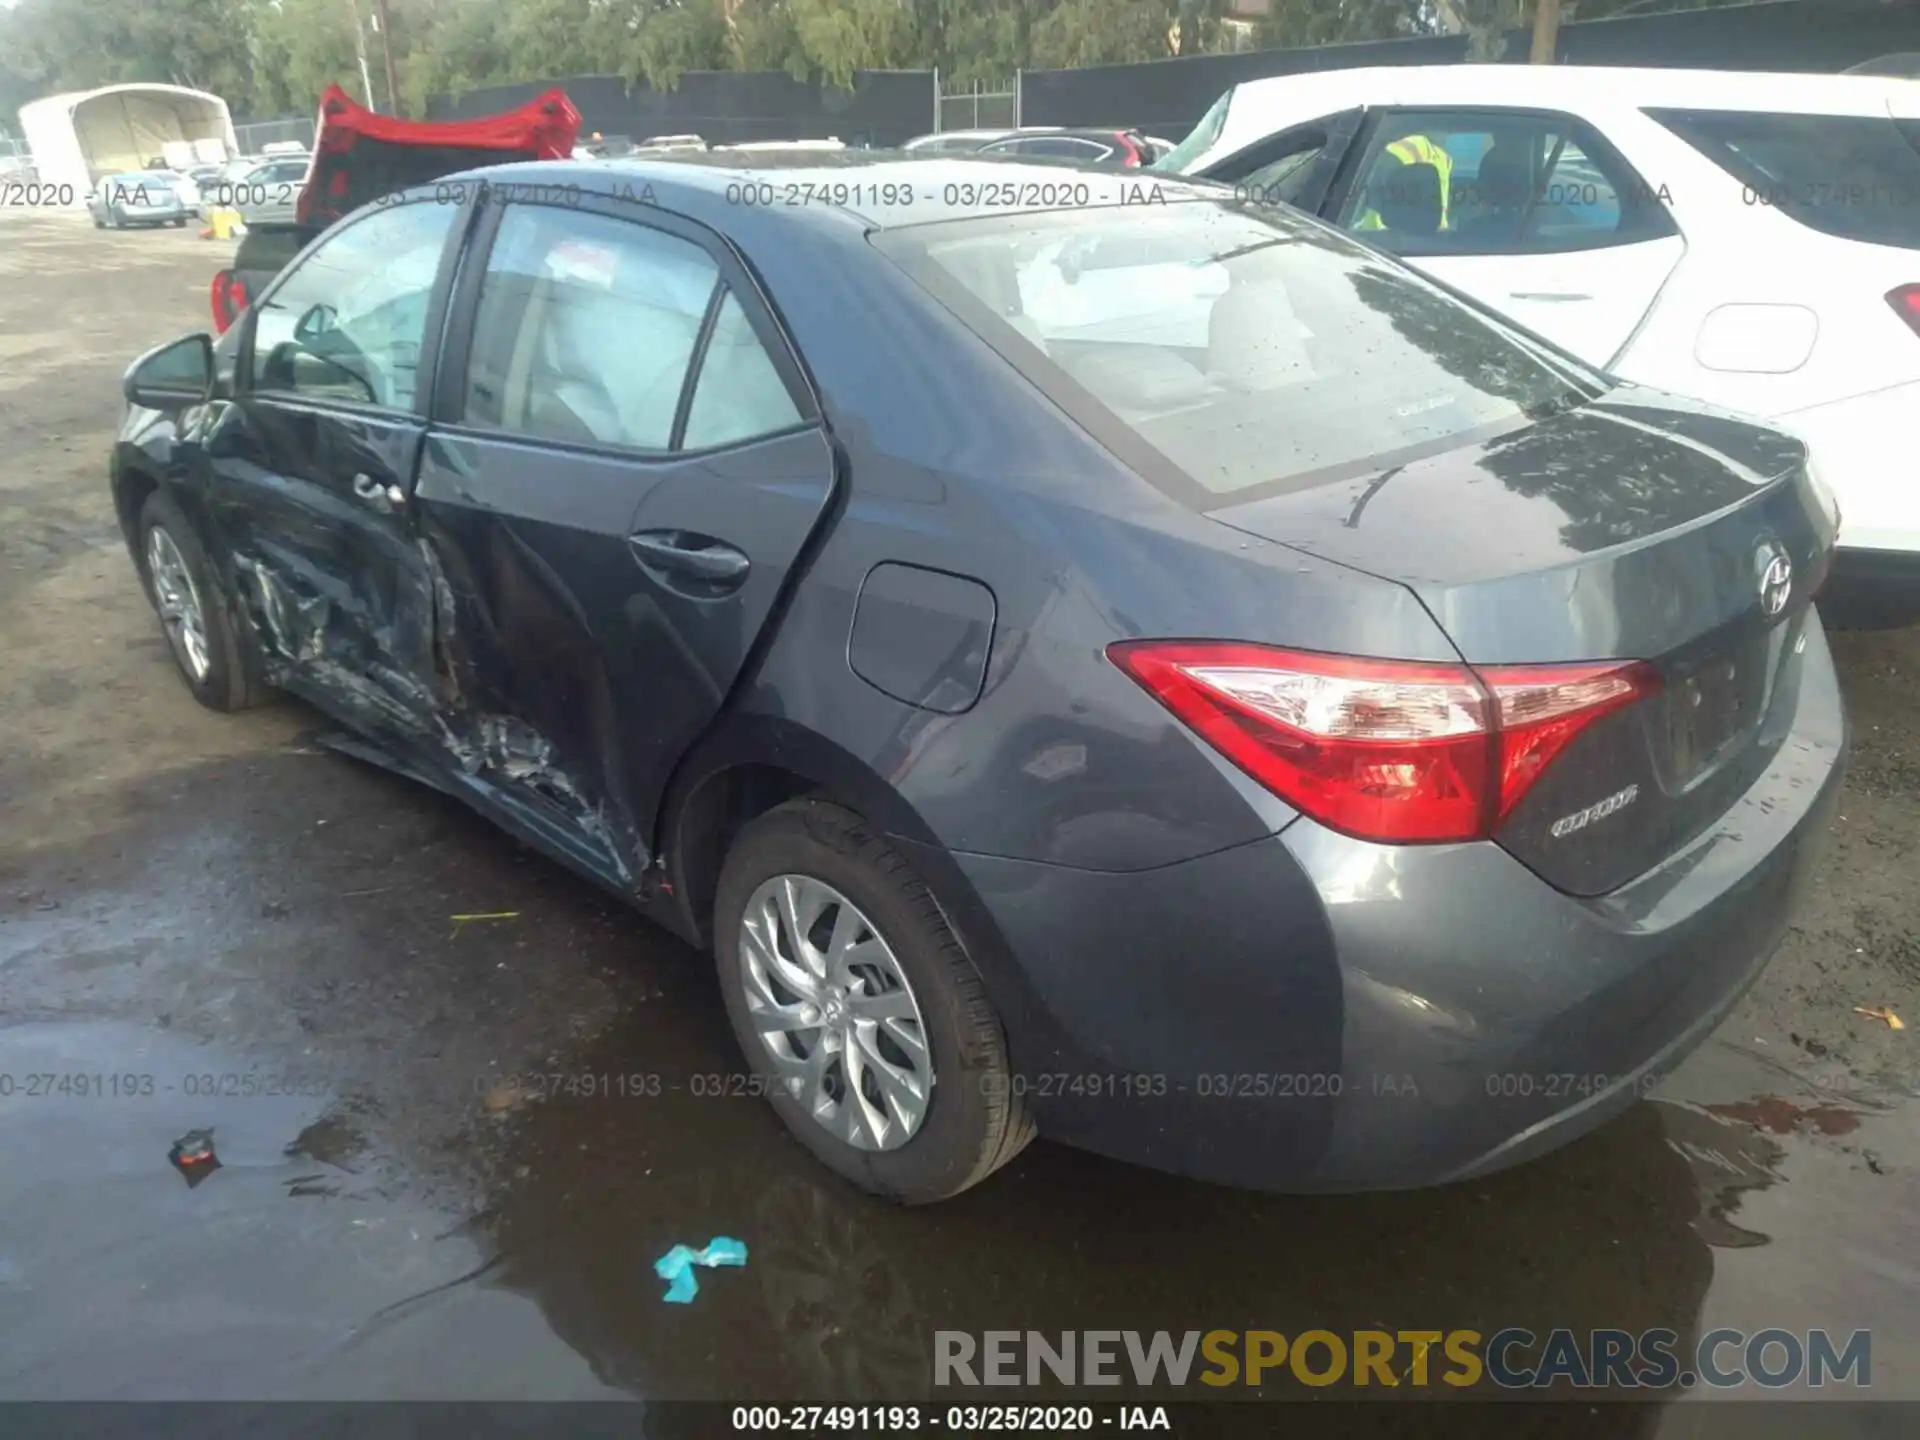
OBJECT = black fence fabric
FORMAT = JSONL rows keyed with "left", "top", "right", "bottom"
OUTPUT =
{"left": 1022, "top": 0, "right": 1920, "bottom": 135}
{"left": 424, "top": 70, "right": 936, "bottom": 149}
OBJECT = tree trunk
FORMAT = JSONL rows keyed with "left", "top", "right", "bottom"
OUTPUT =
{"left": 1531, "top": 0, "right": 1564, "bottom": 63}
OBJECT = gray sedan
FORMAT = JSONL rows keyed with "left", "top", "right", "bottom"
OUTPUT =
{"left": 86, "top": 172, "right": 189, "bottom": 229}
{"left": 110, "top": 155, "right": 1847, "bottom": 1202}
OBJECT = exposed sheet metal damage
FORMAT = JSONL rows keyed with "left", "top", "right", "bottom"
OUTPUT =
{"left": 232, "top": 531, "right": 636, "bottom": 887}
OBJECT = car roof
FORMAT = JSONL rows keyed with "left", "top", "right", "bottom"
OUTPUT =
{"left": 494, "top": 152, "right": 1209, "bottom": 230}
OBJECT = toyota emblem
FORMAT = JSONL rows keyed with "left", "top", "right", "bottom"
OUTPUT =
{"left": 1758, "top": 548, "right": 1794, "bottom": 618}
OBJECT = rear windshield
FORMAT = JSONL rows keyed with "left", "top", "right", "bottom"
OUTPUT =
{"left": 1647, "top": 107, "right": 1920, "bottom": 248}
{"left": 873, "top": 202, "right": 1595, "bottom": 499}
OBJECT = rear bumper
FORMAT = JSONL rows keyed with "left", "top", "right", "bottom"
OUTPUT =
{"left": 945, "top": 622, "right": 1848, "bottom": 1192}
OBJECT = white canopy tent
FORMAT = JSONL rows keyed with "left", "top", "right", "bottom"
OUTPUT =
{"left": 18, "top": 83, "right": 238, "bottom": 200}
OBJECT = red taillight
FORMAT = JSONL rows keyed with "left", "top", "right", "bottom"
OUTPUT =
{"left": 1107, "top": 641, "right": 1659, "bottom": 845}
{"left": 1886, "top": 284, "right": 1920, "bottom": 336}
{"left": 1115, "top": 133, "right": 1144, "bottom": 167}
{"left": 210, "top": 272, "right": 249, "bottom": 334}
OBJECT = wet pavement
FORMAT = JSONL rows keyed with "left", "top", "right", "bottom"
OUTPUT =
{"left": 1, "top": 209, "right": 1917, "bottom": 1431}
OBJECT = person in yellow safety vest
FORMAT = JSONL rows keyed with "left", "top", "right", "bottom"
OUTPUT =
{"left": 1352, "top": 133, "right": 1454, "bottom": 232}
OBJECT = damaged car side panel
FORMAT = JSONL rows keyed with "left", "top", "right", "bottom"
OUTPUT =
{"left": 409, "top": 424, "right": 839, "bottom": 892}
{"left": 208, "top": 402, "right": 443, "bottom": 740}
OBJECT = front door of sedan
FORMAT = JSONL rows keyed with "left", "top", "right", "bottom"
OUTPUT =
{"left": 203, "top": 195, "right": 470, "bottom": 744}
{"left": 412, "top": 193, "right": 837, "bottom": 890}
{"left": 1323, "top": 108, "right": 1686, "bottom": 368}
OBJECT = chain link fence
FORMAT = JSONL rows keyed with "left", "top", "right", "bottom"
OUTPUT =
{"left": 233, "top": 116, "right": 318, "bottom": 155}
{"left": 934, "top": 77, "right": 1019, "bottom": 134}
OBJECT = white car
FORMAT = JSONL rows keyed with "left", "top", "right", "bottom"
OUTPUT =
{"left": 1160, "top": 64, "right": 1920, "bottom": 624}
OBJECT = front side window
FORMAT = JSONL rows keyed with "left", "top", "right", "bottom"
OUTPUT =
{"left": 250, "top": 200, "right": 456, "bottom": 409}
{"left": 1648, "top": 107, "right": 1920, "bottom": 248}
{"left": 461, "top": 205, "right": 720, "bottom": 451}
{"left": 877, "top": 202, "right": 1597, "bottom": 502}
{"left": 1336, "top": 110, "right": 1672, "bottom": 256}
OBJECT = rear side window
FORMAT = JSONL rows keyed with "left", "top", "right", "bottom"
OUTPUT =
{"left": 681, "top": 292, "right": 805, "bottom": 450}
{"left": 1648, "top": 108, "right": 1920, "bottom": 248}
{"left": 876, "top": 203, "right": 1596, "bottom": 503}
{"left": 462, "top": 205, "right": 719, "bottom": 451}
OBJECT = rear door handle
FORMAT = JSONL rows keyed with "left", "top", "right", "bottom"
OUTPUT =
{"left": 627, "top": 529, "right": 750, "bottom": 587}
{"left": 1509, "top": 291, "right": 1591, "bottom": 303}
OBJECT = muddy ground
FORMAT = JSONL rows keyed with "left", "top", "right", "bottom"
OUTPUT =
{"left": 0, "top": 207, "right": 1916, "bottom": 1432}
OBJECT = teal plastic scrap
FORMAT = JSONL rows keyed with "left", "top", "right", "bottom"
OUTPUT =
{"left": 654, "top": 1235, "right": 749, "bottom": 1303}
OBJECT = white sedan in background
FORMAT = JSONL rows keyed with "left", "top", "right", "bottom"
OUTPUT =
{"left": 1159, "top": 64, "right": 1920, "bottom": 625}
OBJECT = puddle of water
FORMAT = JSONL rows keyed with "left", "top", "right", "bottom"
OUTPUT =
{"left": 0, "top": 1019, "right": 614, "bottom": 1400}
{"left": 1645, "top": 1038, "right": 1919, "bottom": 1404}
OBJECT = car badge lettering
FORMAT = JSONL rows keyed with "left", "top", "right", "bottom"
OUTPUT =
{"left": 1550, "top": 784, "right": 1640, "bottom": 840}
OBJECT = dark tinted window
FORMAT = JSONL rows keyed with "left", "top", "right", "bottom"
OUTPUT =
{"left": 1202, "top": 114, "right": 1356, "bottom": 210}
{"left": 877, "top": 203, "right": 1594, "bottom": 501}
{"left": 462, "top": 205, "right": 719, "bottom": 450}
{"left": 1649, "top": 108, "right": 1920, "bottom": 248}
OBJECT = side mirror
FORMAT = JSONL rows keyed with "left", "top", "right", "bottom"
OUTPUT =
{"left": 295, "top": 304, "right": 339, "bottom": 341}
{"left": 124, "top": 334, "right": 215, "bottom": 409}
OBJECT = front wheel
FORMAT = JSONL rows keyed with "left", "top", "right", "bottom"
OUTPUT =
{"left": 714, "top": 799, "right": 1033, "bottom": 1203}
{"left": 137, "top": 489, "right": 268, "bottom": 712}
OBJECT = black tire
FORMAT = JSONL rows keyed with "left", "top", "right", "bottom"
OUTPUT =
{"left": 91, "top": 214, "right": 103, "bottom": 229}
{"left": 714, "top": 798, "right": 1034, "bottom": 1204}
{"left": 136, "top": 489, "right": 270, "bottom": 713}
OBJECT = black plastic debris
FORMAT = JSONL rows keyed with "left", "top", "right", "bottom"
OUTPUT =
{"left": 168, "top": 1128, "right": 221, "bottom": 1187}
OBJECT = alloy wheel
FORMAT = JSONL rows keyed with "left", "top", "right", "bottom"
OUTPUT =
{"left": 145, "top": 525, "right": 211, "bottom": 683}
{"left": 739, "top": 874, "right": 934, "bottom": 1151}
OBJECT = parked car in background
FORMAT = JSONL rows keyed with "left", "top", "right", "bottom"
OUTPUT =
{"left": 903, "top": 126, "right": 1157, "bottom": 167}
{"left": 86, "top": 172, "right": 189, "bottom": 228}
{"left": 715, "top": 138, "right": 847, "bottom": 153}
{"left": 150, "top": 167, "right": 203, "bottom": 214}
{"left": 1158, "top": 64, "right": 1920, "bottom": 625}
{"left": 115, "top": 153, "right": 1844, "bottom": 1204}
{"left": 212, "top": 154, "right": 314, "bottom": 229}
{"left": 901, "top": 128, "right": 1017, "bottom": 153}
{"left": 634, "top": 134, "right": 709, "bottom": 154}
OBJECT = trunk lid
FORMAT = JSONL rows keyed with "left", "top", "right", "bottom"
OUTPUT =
{"left": 1213, "top": 385, "right": 1838, "bottom": 895}
{"left": 299, "top": 82, "right": 581, "bottom": 229}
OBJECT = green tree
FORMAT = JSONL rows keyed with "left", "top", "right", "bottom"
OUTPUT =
{"left": 1030, "top": 0, "right": 1177, "bottom": 70}
{"left": 726, "top": 0, "right": 810, "bottom": 78}
{"left": 622, "top": 0, "right": 731, "bottom": 90}
{"left": 787, "top": 0, "right": 922, "bottom": 88}
{"left": 1253, "top": 0, "right": 1433, "bottom": 49}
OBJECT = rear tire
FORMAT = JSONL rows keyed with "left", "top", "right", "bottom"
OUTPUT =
{"left": 136, "top": 489, "right": 269, "bottom": 713}
{"left": 714, "top": 798, "right": 1034, "bottom": 1203}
